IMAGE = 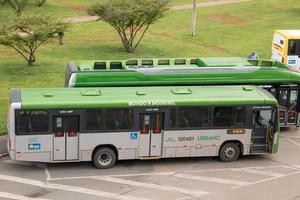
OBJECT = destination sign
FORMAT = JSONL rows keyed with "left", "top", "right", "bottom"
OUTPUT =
{"left": 128, "top": 100, "right": 175, "bottom": 106}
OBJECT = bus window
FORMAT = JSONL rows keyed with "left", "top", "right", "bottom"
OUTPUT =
{"left": 176, "top": 107, "right": 210, "bottom": 128}
{"left": 105, "top": 109, "right": 133, "bottom": 131}
{"left": 254, "top": 110, "right": 275, "bottom": 127}
{"left": 289, "top": 90, "right": 298, "bottom": 111}
{"left": 86, "top": 109, "right": 104, "bottom": 131}
{"left": 213, "top": 107, "right": 246, "bottom": 127}
{"left": 288, "top": 40, "right": 300, "bottom": 56}
{"left": 16, "top": 110, "right": 49, "bottom": 135}
{"left": 169, "top": 107, "right": 177, "bottom": 128}
{"left": 278, "top": 90, "right": 287, "bottom": 108}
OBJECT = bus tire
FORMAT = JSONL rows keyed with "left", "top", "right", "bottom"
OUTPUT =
{"left": 93, "top": 147, "right": 116, "bottom": 169}
{"left": 219, "top": 142, "right": 240, "bottom": 162}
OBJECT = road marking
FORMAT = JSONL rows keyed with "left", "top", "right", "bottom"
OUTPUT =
{"left": 182, "top": 165, "right": 284, "bottom": 173}
{"left": 48, "top": 165, "right": 294, "bottom": 181}
{"left": 232, "top": 170, "right": 300, "bottom": 189}
{"left": 0, "top": 191, "right": 50, "bottom": 200}
{"left": 94, "top": 176, "right": 209, "bottom": 197}
{"left": 174, "top": 173, "right": 249, "bottom": 186}
{"left": 44, "top": 165, "right": 51, "bottom": 181}
{"left": 0, "top": 174, "right": 150, "bottom": 200}
{"left": 49, "top": 172, "right": 175, "bottom": 181}
{"left": 232, "top": 168, "right": 285, "bottom": 177}
{"left": 0, "top": 153, "right": 8, "bottom": 157}
{"left": 286, "top": 138, "right": 300, "bottom": 148}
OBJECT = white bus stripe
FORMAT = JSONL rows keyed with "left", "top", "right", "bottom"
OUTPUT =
{"left": 0, "top": 192, "right": 50, "bottom": 200}
{"left": 95, "top": 176, "right": 209, "bottom": 197}
{"left": 232, "top": 168, "right": 285, "bottom": 177}
{"left": 174, "top": 173, "right": 249, "bottom": 186}
{"left": 0, "top": 174, "right": 150, "bottom": 200}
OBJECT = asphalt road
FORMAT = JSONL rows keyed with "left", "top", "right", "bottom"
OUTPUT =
{"left": 0, "top": 128, "right": 300, "bottom": 200}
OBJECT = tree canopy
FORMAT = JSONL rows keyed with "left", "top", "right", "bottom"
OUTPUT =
{"left": 89, "top": 0, "right": 169, "bottom": 53}
{"left": 0, "top": 13, "right": 68, "bottom": 65}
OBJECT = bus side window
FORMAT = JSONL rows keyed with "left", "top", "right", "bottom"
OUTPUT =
{"left": 17, "top": 110, "right": 49, "bottom": 135}
{"left": 213, "top": 107, "right": 245, "bottom": 127}
{"left": 86, "top": 109, "right": 104, "bottom": 131}
{"left": 288, "top": 40, "right": 300, "bottom": 56}
{"left": 169, "top": 107, "right": 211, "bottom": 129}
{"left": 105, "top": 109, "right": 133, "bottom": 131}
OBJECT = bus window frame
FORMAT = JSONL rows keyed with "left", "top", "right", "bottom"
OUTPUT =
{"left": 288, "top": 39, "right": 300, "bottom": 56}
{"left": 82, "top": 108, "right": 135, "bottom": 133}
{"left": 167, "top": 105, "right": 251, "bottom": 131}
{"left": 252, "top": 106, "right": 278, "bottom": 133}
{"left": 15, "top": 109, "right": 50, "bottom": 135}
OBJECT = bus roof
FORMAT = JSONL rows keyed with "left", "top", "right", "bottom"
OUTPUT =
{"left": 65, "top": 57, "right": 300, "bottom": 87}
{"left": 275, "top": 30, "right": 300, "bottom": 39}
{"left": 13, "top": 85, "right": 278, "bottom": 109}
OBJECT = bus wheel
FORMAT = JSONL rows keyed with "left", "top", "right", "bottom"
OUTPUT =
{"left": 219, "top": 142, "right": 240, "bottom": 162}
{"left": 93, "top": 147, "right": 116, "bottom": 169}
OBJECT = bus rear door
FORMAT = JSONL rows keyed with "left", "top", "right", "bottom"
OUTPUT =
{"left": 53, "top": 115, "right": 79, "bottom": 161}
{"left": 138, "top": 113, "right": 164, "bottom": 157}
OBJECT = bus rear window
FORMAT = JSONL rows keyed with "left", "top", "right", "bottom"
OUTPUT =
{"left": 16, "top": 110, "right": 49, "bottom": 135}
{"left": 288, "top": 40, "right": 300, "bottom": 56}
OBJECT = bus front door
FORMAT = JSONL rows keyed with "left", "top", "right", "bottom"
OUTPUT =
{"left": 53, "top": 115, "right": 79, "bottom": 161}
{"left": 138, "top": 113, "right": 164, "bottom": 157}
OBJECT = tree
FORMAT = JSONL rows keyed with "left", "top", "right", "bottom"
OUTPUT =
{"left": 6, "top": 0, "right": 29, "bottom": 16}
{"left": 0, "top": 14, "right": 68, "bottom": 65}
{"left": 88, "top": 0, "right": 168, "bottom": 53}
{"left": 35, "top": 0, "right": 46, "bottom": 7}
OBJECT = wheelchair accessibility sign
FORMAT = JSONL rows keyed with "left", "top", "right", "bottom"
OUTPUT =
{"left": 28, "top": 143, "right": 41, "bottom": 150}
{"left": 130, "top": 132, "right": 138, "bottom": 140}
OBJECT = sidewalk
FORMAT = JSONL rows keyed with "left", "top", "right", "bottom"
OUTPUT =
{"left": 65, "top": 0, "right": 249, "bottom": 24}
{"left": 0, "top": 135, "right": 7, "bottom": 155}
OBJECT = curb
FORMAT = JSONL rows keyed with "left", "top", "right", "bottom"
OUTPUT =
{"left": 0, "top": 135, "right": 8, "bottom": 156}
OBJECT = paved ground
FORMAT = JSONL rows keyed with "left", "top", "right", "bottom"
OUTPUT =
{"left": 0, "top": 136, "right": 7, "bottom": 155}
{"left": 0, "top": 128, "right": 300, "bottom": 200}
{"left": 65, "top": 0, "right": 249, "bottom": 23}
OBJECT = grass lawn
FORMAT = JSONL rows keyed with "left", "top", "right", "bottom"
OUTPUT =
{"left": 168, "top": 0, "right": 212, "bottom": 5}
{"left": 0, "top": 0, "right": 300, "bottom": 134}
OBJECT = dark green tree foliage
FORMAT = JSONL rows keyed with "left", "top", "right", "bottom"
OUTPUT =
{"left": 0, "top": 14, "right": 68, "bottom": 65}
{"left": 89, "top": 0, "right": 168, "bottom": 53}
{"left": 35, "top": 0, "right": 45, "bottom": 7}
{"left": 6, "top": 0, "right": 29, "bottom": 16}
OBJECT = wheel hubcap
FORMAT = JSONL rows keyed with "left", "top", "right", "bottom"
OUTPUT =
{"left": 98, "top": 153, "right": 112, "bottom": 166}
{"left": 224, "top": 146, "right": 235, "bottom": 158}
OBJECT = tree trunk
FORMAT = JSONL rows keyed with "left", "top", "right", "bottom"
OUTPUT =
{"left": 28, "top": 53, "right": 35, "bottom": 66}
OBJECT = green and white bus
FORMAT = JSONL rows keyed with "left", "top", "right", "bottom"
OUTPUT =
{"left": 8, "top": 85, "right": 279, "bottom": 168}
{"left": 65, "top": 57, "right": 300, "bottom": 127}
